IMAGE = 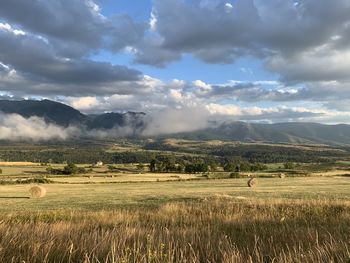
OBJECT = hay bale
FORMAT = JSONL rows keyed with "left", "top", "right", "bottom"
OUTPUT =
{"left": 247, "top": 178, "right": 258, "bottom": 187}
{"left": 279, "top": 173, "right": 286, "bottom": 179}
{"left": 29, "top": 186, "right": 46, "bottom": 198}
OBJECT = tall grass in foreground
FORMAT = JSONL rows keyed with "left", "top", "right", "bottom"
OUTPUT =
{"left": 1, "top": 198, "right": 350, "bottom": 262}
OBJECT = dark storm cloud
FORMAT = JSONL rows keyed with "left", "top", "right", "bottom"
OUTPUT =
{"left": 1, "top": 0, "right": 350, "bottom": 122}
{"left": 0, "top": 0, "right": 105, "bottom": 48}
{"left": 133, "top": 38, "right": 182, "bottom": 67}
{"left": 193, "top": 82, "right": 299, "bottom": 102}
{"left": 108, "top": 14, "right": 147, "bottom": 52}
{"left": 207, "top": 81, "right": 350, "bottom": 104}
{"left": 189, "top": 79, "right": 350, "bottom": 112}
{"left": 135, "top": 0, "right": 350, "bottom": 84}
{"left": 0, "top": 0, "right": 151, "bottom": 97}
{"left": 0, "top": 24, "right": 142, "bottom": 95}
{"left": 240, "top": 108, "right": 323, "bottom": 122}
{"left": 0, "top": 0, "right": 147, "bottom": 57}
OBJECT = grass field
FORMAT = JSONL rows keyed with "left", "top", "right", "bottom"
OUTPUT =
{"left": 1, "top": 163, "right": 350, "bottom": 262}
{"left": 0, "top": 176, "right": 350, "bottom": 211}
{"left": 1, "top": 196, "right": 350, "bottom": 262}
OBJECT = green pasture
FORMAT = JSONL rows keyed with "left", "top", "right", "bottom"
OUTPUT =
{"left": 0, "top": 176, "right": 349, "bottom": 212}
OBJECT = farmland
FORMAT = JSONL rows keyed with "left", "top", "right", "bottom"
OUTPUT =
{"left": 0, "top": 140, "right": 350, "bottom": 262}
{"left": 1, "top": 176, "right": 350, "bottom": 212}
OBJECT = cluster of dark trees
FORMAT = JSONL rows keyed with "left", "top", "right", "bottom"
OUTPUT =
{"left": 149, "top": 156, "right": 215, "bottom": 174}
{"left": 46, "top": 163, "right": 87, "bottom": 175}
{"left": 0, "top": 140, "right": 345, "bottom": 166}
{"left": 0, "top": 149, "right": 153, "bottom": 164}
{"left": 145, "top": 141, "right": 345, "bottom": 163}
{"left": 148, "top": 156, "right": 270, "bottom": 174}
{"left": 0, "top": 148, "right": 217, "bottom": 165}
{"left": 223, "top": 161, "right": 268, "bottom": 172}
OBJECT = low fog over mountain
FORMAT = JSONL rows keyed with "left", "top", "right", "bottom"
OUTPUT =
{"left": 0, "top": 99, "right": 350, "bottom": 145}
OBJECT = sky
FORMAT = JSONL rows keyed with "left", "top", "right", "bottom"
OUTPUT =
{"left": 1, "top": 0, "right": 350, "bottom": 126}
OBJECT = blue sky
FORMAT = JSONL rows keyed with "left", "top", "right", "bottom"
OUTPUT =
{"left": 0, "top": 0, "right": 350, "bottom": 127}
{"left": 98, "top": 0, "right": 152, "bottom": 20}
{"left": 94, "top": 0, "right": 277, "bottom": 83}
{"left": 92, "top": 50, "right": 276, "bottom": 83}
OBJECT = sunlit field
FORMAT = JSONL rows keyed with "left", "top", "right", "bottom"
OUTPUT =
{"left": 1, "top": 161, "right": 350, "bottom": 262}
{"left": 1, "top": 176, "right": 350, "bottom": 211}
{"left": 0, "top": 197, "right": 350, "bottom": 262}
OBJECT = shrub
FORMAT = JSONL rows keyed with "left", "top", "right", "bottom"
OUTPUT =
{"left": 185, "top": 163, "right": 209, "bottom": 174}
{"left": 46, "top": 163, "right": 86, "bottom": 175}
{"left": 230, "top": 172, "right": 243, "bottom": 179}
{"left": 107, "top": 165, "right": 117, "bottom": 171}
{"left": 46, "top": 166, "right": 62, "bottom": 175}
{"left": 224, "top": 163, "right": 237, "bottom": 172}
{"left": 137, "top": 163, "right": 145, "bottom": 170}
{"left": 284, "top": 162, "right": 295, "bottom": 169}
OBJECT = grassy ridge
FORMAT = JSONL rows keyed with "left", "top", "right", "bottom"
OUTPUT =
{"left": 1, "top": 198, "right": 349, "bottom": 262}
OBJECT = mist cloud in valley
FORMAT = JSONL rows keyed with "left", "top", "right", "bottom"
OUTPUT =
{"left": 0, "top": 107, "right": 217, "bottom": 141}
{"left": 0, "top": 101, "right": 338, "bottom": 142}
{"left": 0, "top": 113, "right": 77, "bottom": 141}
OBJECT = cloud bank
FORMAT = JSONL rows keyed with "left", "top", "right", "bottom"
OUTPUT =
{"left": 0, "top": 113, "right": 76, "bottom": 141}
{"left": 1, "top": 102, "right": 347, "bottom": 142}
{"left": 0, "top": 0, "right": 350, "bottom": 126}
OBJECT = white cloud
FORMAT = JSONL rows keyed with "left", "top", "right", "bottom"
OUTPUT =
{"left": 0, "top": 22, "right": 26, "bottom": 35}
{"left": 66, "top": 96, "right": 99, "bottom": 111}
{"left": 0, "top": 113, "right": 77, "bottom": 141}
{"left": 149, "top": 11, "right": 157, "bottom": 31}
{"left": 225, "top": 3, "right": 233, "bottom": 13}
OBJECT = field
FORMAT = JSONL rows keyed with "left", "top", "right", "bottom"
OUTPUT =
{"left": 1, "top": 171, "right": 350, "bottom": 262}
{"left": 1, "top": 141, "right": 350, "bottom": 262}
{"left": 1, "top": 176, "right": 350, "bottom": 211}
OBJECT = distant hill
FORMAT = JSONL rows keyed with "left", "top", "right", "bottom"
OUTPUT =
{"left": 0, "top": 99, "right": 85, "bottom": 126}
{"left": 0, "top": 99, "right": 145, "bottom": 130}
{"left": 169, "top": 122, "right": 350, "bottom": 146}
{"left": 86, "top": 112, "right": 146, "bottom": 132}
{"left": 0, "top": 100, "right": 350, "bottom": 145}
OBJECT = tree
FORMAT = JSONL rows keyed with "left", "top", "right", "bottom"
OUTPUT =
{"left": 149, "top": 159, "right": 156, "bottom": 172}
{"left": 284, "top": 162, "right": 295, "bottom": 169}
{"left": 224, "top": 162, "right": 237, "bottom": 172}
{"left": 63, "top": 163, "right": 85, "bottom": 175}
{"left": 250, "top": 163, "right": 268, "bottom": 172}
{"left": 177, "top": 163, "right": 185, "bottom": 173}
{"left": 208, "top": 160, "right": 218, "bottom": 172}
{"left": 239, "top": 161, "right": 251, "bottom": 172}
{"left": 185, "top": 163, "right": 209, "bottom": 173}
{"left": 137, "top": 163, "right": 145, "bottom": 171}
{"left": 163, "top": 156, "right": 176, "bottom": 172}
{"left": 63, "top": 163, "right": 78, "bottom": 174}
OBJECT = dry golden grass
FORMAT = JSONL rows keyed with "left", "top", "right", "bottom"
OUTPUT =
{"left": 0, "top": 161, "right": 40, "bottom": 166}
{"left": 0, "top": 198, "right": 349, "bottom": 262}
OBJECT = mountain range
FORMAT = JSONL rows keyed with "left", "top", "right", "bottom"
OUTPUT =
{"left": 0, "top": 99, "right": 146, "bottom": 130}
{"left": 0, "top": 99, "right": 350, "bottom": 145}
{"left": 170, "top": 122, "right": 350, "bottom": 146}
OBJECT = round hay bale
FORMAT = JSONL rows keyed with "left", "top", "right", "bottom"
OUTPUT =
{"left": 29, "top": 186, "right": 46, "bottom": 198}
{"left": 279, "top": 173, "right": 286, "bottom": 179}
{"left": 247, "top": 178, "right": 258, "bottom": 187}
